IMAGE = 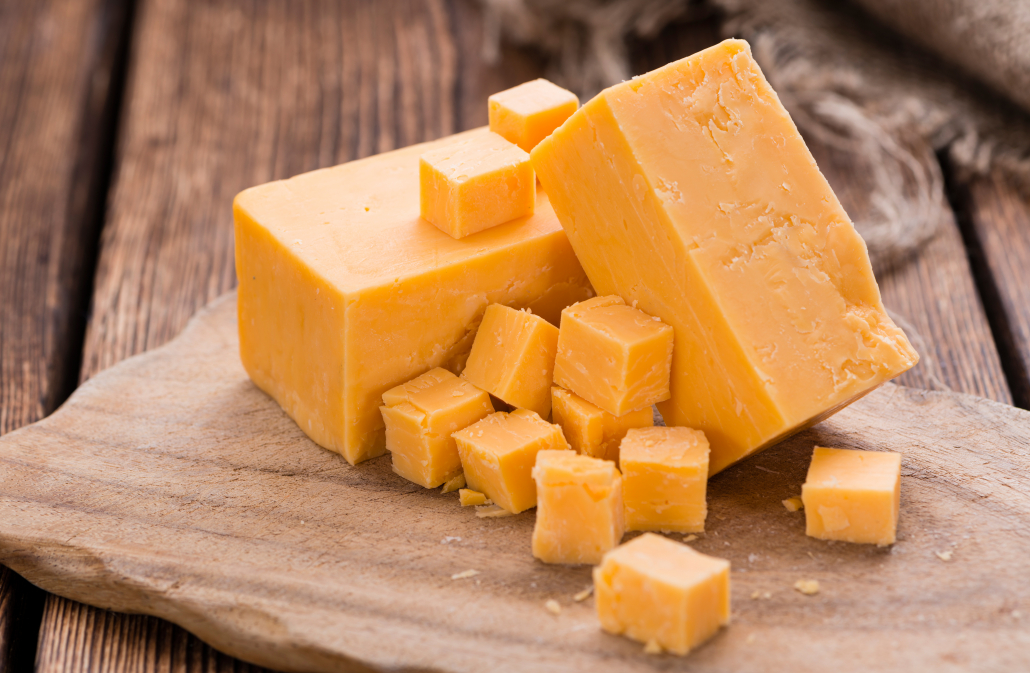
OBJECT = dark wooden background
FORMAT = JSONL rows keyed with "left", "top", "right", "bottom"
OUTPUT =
{"left": 1, "top": 0, "right": 1028, "bottom": 670}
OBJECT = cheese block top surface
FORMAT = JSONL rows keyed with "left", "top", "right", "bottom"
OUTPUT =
{"left": 805, "top": 446, "right": 902, "bottom": 491}
{"left": 621, "top": 427, "right": 709, "bottom": 467}
{"left": 606, "top": 533, "right": 728, "bottom": 589}
{"left": 533, "top": 449, "right": 620, "bottom": 487}
{"left": 234, "top": 127, "right": 563, "bottom": 293}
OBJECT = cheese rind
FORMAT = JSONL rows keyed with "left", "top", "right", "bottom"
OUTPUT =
{"left": 801, "top": 446, "right": 902, "bottom": 545}
{"left": 531, "top": 39, "right": 918, "bottom": 474}
{"left": 488, "top": 79, "right": 579, "bottom": 152}
{"left": 594, "top": 533, "right": 730, "bottom": 655}
{"left": 550, "top": 386, "right": 653, "bottom": 463}
{"left": 235, "top": 128, "right": 592, "bottom": 465}
{"left": 380, "top": 368, "right": 494, "bottom": 488}
{"left": 531, "top": 450, "right": 625, "bottom": 565}
{"left": 554, "top": 296, "right": 674, "bottom": 416}
{"left": 461, "top": 304, "right": 560, "bottom": 418}
{"left": 620, "top": 427, "right": 710, "bottom": 533}
{"left": 452, "top": 409, "right": 570, "bottom": 513}
{"left": 419, "top": 132, "right": 535, "bottom": 239}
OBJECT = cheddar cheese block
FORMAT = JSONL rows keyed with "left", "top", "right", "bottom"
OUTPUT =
{"left": 235, "top": 128, "right": 592, "bottom": 465}
{"left": 802, "top": 446, "right": 902, "bottom": 545}
{"left": 461, "top": 304, "right": 559, "bottom": 419}
{"left": 532, "top": 450, "right": 625, "bottom": 565}
{"left": 380, "top": 368, "right": 493, "bottom": 488}
{"left": 550, "top": 386, "right": 652, "bottom": 463}
{"left": 594, "top": 533, "right": 730, "bottom": 655}
{"left": 620, "top": 427, "right": 710, "bottom": 533}
{"left": 419, "top": 132, "right": 535, "bottom": 239}
{"left": 531, "top": 39, "right": 919, "bottom": 474}
{"left": 488, "top": 79, "right": 579, "bottom": 152}
{"left": 554, "top": 295, "right": 673, "bottom": 416}
{"left": 452, "top": 409, "right": 569, "bottom": 513}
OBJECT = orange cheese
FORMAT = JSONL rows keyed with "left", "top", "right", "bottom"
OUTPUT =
{"left": 802, "top": 446, "right": 901, "bottom": 545}
{"left": 554, "top": 296, "right": 673, "bottom": 416}
{"left": 620, "top": 427, "right": 710, "bottom": 533}
{"left": 531, "top": 39, "right": 918, "bottom": 474}
{"left": 235, "top": 128, "right": 592, "bottom": 465}
{"left": 594, "top": 533, "right": 730, "bottom": 655}
{"left": 488, "top": 79, "right": 579, "bottom": 152}
{"left": 461, "top": 304, "right": 560, "bottom": 419}
{"left": 380, "top": 368, "right": 493, "bottom": 488}
{"left": 531, "top": 450, "right": 625, "bottom": 565}
{"left": 550, "top": 386, "right": 652, "bottom": 462}
{"left": 419, "top": 132, "right": 535, "bottom": 239}
{"left": 452, "top": 409, "right": 569, "bottom": 513}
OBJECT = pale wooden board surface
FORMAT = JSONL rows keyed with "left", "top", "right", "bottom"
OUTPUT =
{"left": 963, "top": 172, "right": 1030, "bottom": 408}
{"left": 2, "top": 293, "right": 1028, "bottom": 673}
{"left": 0, "top": 0, "right": 129, "bottom": 667}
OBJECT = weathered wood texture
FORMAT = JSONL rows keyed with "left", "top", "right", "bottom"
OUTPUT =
{"left": 3, "top": 293, "right": 1030, "bottom": 672}
{"left": 0, "top": 0, "right": 130, "bottom": 669}
{"left": 961, "top": 172, "right": 1030, "bottom": 408}
{"left": 48, "top": 0, "right": 537, "bottom": 670}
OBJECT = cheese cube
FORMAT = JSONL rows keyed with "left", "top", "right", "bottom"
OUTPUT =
{"left": 235, "top": 128, "right": 592, "bottom": 465}
{"left": 532, "top": 450, "right": 625, "bottom": 565}
{"left": 531, "top": 39, "right": 919, "bottom": 474}
{"left": 452, "top": 409, "right": 569, "bottom": 513}
{"left": 488, "top": 79, "right": 579, "bottom": 152}
{"left": 554, "top": 296, "right": 673, "bottom": 416}
{"left": 550, "top": 386, "right": 652, "bottom": 463}
{"left": 461, "top": 304, "right": 560, "bottom": 419}
{"left": 802, "top": 446, "right": 902, "bottom": 545}
{"left": 380, "top": 368, "right": 494, "bottom": 488}
{"left": 620, "top": 427, "right": 710, "bottom": 533}
{"left": 595, "top": 533, "right": 730, "bottom": 655}
{"left": 420, "top": 132, "right": 535, "bottom": 239}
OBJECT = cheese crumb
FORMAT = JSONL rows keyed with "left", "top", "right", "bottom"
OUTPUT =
{"left": 683, "top": 534, "right": 698, "bottom": 543}
{"left": 782, "top": 496, "right": 804, "bottom": 512}
{"left": 441, "top": 473, "right": 466, "bottom": 493}
{"left": 935, "top": 550, "right": 953, "bottom": 562}
{"left": 545, "top": 599, "right": 561, "bottom": 615}
{"left": 459, "top": 488, "right": 488, "bottom": 506}
{"left": 451, "top": 569, "right": 479, "bottom": 580}
{"left": 643, "top": 639, "right": 663, "bottom": 655}
{"left": 794, "top": 579, "right": 820, "bottom": 595}
{"left": 751, "top": 590, "right": 771, "bottom": 600}
{"left": 573, "top": 586, "right": 593, "bottom": 602}
{"left": 476, "top": 504, "right": 514, "bottom": 518}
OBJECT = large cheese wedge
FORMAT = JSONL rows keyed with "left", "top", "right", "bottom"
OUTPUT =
{"left": 531, "top": 39, "right": 919, "bottom": 474}
{"left": 235, "top": 128, "right": 592, "bottom": 465}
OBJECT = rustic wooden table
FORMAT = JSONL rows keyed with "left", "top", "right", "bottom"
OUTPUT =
{"left": 1, "top": 1, "right": 1028, "bottom": 670}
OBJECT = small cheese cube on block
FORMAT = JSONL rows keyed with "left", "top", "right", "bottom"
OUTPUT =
{"left": 235, "top": 128, "right": 591, "bottom": 465}
{"left": 532, "top": 450, "right": 625, "bottom": 565}
{"left": 461, "top": 304, "right": 560, "bottom": 419}
{"left": 488, "top": 79, "right": 579, "bottom": 152}
{"left": 380, "top": 368, "right": 494, "bottom": 488}
{"left": 554, "top": 296, "right": 673, "bottom": 416}
{"left": 620, "top": 427, "right": 710, "bottom": 533}
{"left": 420, "top": 132, "right": 535, "bottom": 239}
{"left": 802, "top": 446, "right": 902, "bottom": 546}
{"left": 532, "top": 39, "right": 919, "bottom": 474}
{"left": 594, "top": 533, "right": 730, "bottom": 655}
{"left": 550, "top": 386, "right": 652, "bottom": 463}
{"left": 452, "top": 409, "right": 569, "bottom": 513}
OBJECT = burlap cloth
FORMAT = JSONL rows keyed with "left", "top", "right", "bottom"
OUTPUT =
{"left": 478, "top": 0, "right": 1030, "bottom": 269}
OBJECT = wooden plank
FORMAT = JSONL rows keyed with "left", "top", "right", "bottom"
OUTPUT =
{"left": 958, "top": 172, "right": 1030, "bottom": 408}
{"left": 4, "top": 294, "right": 1030, "bottom": 673}
{"left": 0, "top": 0, "right": 131, "bottom": 669}
{"left": 41, "top": 0, "right": 536, "bottom": 671}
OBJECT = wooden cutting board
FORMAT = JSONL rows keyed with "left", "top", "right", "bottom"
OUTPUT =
{"left": 0, "top": 293, "right": 1027, "bottom": 672}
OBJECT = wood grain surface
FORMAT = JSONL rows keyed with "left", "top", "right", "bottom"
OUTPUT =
{"left": 2, "top": 293, "right": 1029, "bottom": 673}
{"left": 961, "top": 172, "right": 1030, "bottom": 408}
{"left": 0, "top": 0, "right": 130, "bottom": 668}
